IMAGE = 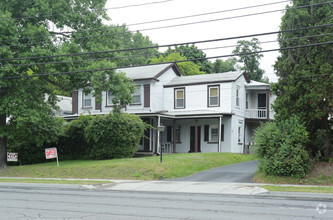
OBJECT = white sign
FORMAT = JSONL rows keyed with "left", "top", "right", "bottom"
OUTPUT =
{"left": 45, "top": 148, "right": 57, "bottom": 159}
{"left": 45, "top": 148, "right": 59, "bottom": 167}
{"left": 7, "top": 153, "right": 18, "bottom": 162}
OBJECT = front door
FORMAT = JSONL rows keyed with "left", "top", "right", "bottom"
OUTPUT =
{"left": 257, "top": 93, "right": 267, "bottom": 118}
{"left": 190, "top": 126, "right": 201, "bottom": 152}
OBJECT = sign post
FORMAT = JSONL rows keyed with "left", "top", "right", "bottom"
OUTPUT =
{"left": 45, "top": 147, "right": 59, "bottom": 167}
{"left": 7, "top": 153, "right": 18, "bottom": 162}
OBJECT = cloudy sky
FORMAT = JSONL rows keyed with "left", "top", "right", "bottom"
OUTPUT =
{"left": 105, "top": 0, "right": 292, "bottom": 82}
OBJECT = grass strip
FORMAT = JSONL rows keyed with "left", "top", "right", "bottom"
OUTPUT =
{"left": 0, "top": 178, "right": 111, "bottom": 185}
{"left": 254, "top": 171, "right": 333, "bottom": 185}
{"left": 0, "top": 153, "right": 254, "bottom": 180}
{"left": 262, "top": 185, "right": 333, "bottom": 194}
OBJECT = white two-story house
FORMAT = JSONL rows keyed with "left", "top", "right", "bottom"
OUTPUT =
{"left": 69, "top": 63, "right": 274, "bottom": 154}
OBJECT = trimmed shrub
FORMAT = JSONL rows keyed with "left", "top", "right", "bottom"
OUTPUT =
{"left": 85, "top": 113, "right": 147, "bottom": 160}
{"left": 56, "top": 115, "right": 93, "bottom": 160}
{"left": 254, "top": 116, "right": 312, "bottom": 178}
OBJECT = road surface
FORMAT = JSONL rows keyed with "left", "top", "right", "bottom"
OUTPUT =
{"left": 0, "top": 182, "right": 331, "bottom": 220}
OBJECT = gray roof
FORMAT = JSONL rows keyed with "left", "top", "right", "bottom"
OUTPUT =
{"left": 165, "top": 70, "right": 244, "bottom": 87}
{"left": 117, "top": 63, "right": 178, "bottom": 80}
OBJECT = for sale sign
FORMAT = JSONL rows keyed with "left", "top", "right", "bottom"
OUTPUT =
{"left": 7, "top": 153, "right": 18, "bottom": 162}
{"left": 45, "top": 148, "right": 57, "bottom": 159}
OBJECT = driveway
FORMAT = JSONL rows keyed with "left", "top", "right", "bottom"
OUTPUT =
{"left": 169, "top": 160, "right": 258, "bottom": 183}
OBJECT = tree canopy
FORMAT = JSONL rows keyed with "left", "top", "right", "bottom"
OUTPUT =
{"left": 0, "top": 0, "right": 158, "bottom": 167}
{"left": 272, "top": 0, "right": 333, "bottom": 158}
{"left": 232, "top": 38, "right": 265, "bottom": 81}
{"left": 149, "top": 53, "right": 205, "bottom": 76}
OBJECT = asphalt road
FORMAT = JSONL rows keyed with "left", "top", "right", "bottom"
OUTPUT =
{"left": 0, "top": 183, "right": 332, "bottom": 220}
{"left": 170, "top": 160, "right": 258, "bottom": 183}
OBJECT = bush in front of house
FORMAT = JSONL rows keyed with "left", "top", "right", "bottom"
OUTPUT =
{"left": 56, "top": 115, "right": 93, "bottom": 160}
{"left": 85, "top": 113, "right": 147, "bottom": 160}
{"left": 254, "top": 115, "right": 312, "bottom": 178}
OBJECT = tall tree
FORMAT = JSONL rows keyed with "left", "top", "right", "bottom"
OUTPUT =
{"left": 0, "top": 1, "right": 136, "bottom": 167}
{"left": 166, "top": 45, "right": 214, "bottom": 73}
{"left": 212, "top": 58, "right": 236, "bottom": 73}
{"left": 149, "top": 53, "right": 205, "bottom": 76}
{"left": 272, "top": 0, "right": 333, "bottom": 158}
{"left": 232, "top": 38, "right": 265, "bottom": 81}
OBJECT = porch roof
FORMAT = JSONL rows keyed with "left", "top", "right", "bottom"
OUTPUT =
{"left": 245, "top": 80, "right": 270, "bottom": 90}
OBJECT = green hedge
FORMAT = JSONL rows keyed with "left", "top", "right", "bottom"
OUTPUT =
{"left": 85, "top": 113, "right": 147, "bottom": 159}
{"left": 254, "top": 116, "right": 312, "bottom": 178}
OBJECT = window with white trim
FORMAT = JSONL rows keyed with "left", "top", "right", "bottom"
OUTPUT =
{"left": 175, "top": 88, "right": 185, "bottom": 109}
{"left": 83, "top": 93, "right": 92, "bottom": 108}
{"left": 210, "top": 125, "right": 219, "bottom": 142}
{"left": 208, "top": 86, "right": 219, "bottom": 107}
{"left": 236, "top": 86, "right": 240, "bottom": 107}
{"left": 106, "top": 90, "right": 114, "bottom": 106}
{"left": 132, "top": 85, "right": 141, "bottom": 104}
{"left": 246, "top": 93, "right": 249, "bottom": 109}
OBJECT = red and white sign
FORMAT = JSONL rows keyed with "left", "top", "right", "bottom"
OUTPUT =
{"left": 45, "top": 148, "right": 57, "bottom": 159}
{"left": 7, "top": 153, "right": 18, "bottom": 162}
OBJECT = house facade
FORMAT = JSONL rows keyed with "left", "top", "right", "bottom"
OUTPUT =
{"left": 69, "top": 63, "right": 274, "bottom": 154}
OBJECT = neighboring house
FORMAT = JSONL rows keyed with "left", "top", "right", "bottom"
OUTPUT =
{"left": 67, "top": 63, "right": 274, "bottom": 154}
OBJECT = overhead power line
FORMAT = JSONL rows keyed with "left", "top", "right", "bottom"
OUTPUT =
{"left": 2, "top": 40, "right": 332, "bottom": 79}
{"left": 1, "top": 23, "right": 332, "bottom": 62}
{"left": 2, "top": 32, "right": 332, "bottom": 68}
{"left": 0, "top": 0, "right": 174, "bottom": 21}
{"left": 60, "top": 0, "right": 291, "bottom": 34}
{"left": 1, "top": 1, "right": 331, "bottom": 46}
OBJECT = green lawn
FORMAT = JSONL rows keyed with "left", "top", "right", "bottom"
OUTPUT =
{"left": 0, "top": 153, "right": 254, "bottom": 180}
{"left": 254, "top": 171, "right": 333, "bottom": 186}
{"left": 262, "top": 185, "right": 333, "bottom": 194}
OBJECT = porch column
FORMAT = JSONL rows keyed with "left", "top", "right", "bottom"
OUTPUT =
{"left": 218, "top": 116, "right": 223, "bottom": 152}
{"left": 173, "top": 119, "right": 177, "bottom": 153}
{"left": 194, "top": 119, "right": 198, "bottom": 152}
{"left": 157, "top": 115, "right": 161, "bottom": 153}
{"left": 154, "top": 116, "right": 158, "bottom": 154}
{"left": 266, "top": 89, "right": 270, "bottom": 119}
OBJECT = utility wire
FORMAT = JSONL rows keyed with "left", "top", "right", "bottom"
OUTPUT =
{"left": 0, "top": 0, "right": 174, "bottom": 21}
{"left": 60, "top": 0, "right": 291, "bottom": 34}
{"left": 2, "top": 32, "right": 332, "bottom": 68}
{"left": 1, "top": 1, "right": 330, "bottom": 45}
{"left": 2, "top": 40, "right": 332, "bottom": 79}
{"left": 1, "top": 23, "right": 332, "bottom": 62}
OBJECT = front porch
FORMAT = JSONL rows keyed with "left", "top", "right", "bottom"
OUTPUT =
{"left": 137, "top": 113, "right": 236, "bottom": 154}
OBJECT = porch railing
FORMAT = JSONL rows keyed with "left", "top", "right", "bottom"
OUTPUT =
{"left": 245, "top": 109, "right": 268, "bottom": 119}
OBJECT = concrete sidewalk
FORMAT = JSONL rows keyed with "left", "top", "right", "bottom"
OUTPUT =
{"left": 83, "top": 179, "right": 268, "bottom": 195}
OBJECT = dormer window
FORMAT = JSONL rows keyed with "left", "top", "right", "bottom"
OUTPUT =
{"left": 208, "top": 85, "right": 220, "bottom": 107}
{"left": 174, "top": 88, "right": 185, "bottom": 109}
{"left": 83, "top": 93, "right": 92, "bottom": 108}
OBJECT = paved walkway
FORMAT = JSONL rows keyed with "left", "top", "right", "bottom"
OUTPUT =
{"left": 169, "top": 160, "right": 258, "bottom": 183}
{"left": 84, "top": 180, "right": 268, "bottom": 195}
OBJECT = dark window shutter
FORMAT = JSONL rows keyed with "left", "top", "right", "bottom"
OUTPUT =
{"left": 72, "top": 91, "right": 78, "bottom": 114}
{"left": 221, "top": 124, "right": 224, "bottom": 141}
{"left": 204, "top": 125, "right": 209, "bottom": 141}
{"left": 144, "top": 84, "right": 150, "bottom": 107}
{"left": 167, "top": 126, "right": 172, "bottom": 142}
{"left": 95, "top": 95, "right": 101, "bottom": 110}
